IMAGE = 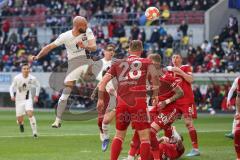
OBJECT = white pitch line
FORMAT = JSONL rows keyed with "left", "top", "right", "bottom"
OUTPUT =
{"left": 0, "top": 130, "right": 230, "bottom": 138}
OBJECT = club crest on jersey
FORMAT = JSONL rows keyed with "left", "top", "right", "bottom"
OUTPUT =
{"left": 82, "top": 35, "right": 87, "bottom": 41}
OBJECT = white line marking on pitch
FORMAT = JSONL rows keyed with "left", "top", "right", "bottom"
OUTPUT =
{"left": 0, "top": 130, "right": 230, "bottom": 138}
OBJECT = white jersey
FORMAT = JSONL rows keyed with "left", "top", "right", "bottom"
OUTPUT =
{"left": 53, "top": 28, "right": 95, "bottom": 60}
{"left": 92, "top": 58, "right": 112, "bottom": 81}
{"left": 92, "top": 58, "right": 117, "bottom": 94}
{"left": 227, "top": 76, "right": 240, "bottom": 101}
{"left": 9, "top": 74, "right": 40, "bottom": 101}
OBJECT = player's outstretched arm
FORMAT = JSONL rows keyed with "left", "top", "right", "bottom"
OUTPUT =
{"left": 32, "top": 42, "right": 58, "bottom": 61}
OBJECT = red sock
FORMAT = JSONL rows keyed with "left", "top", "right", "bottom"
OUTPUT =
{"left": 188, "top": 126, "right": 198, "bottom": 149}
{"left": 111, "top": 137, "right": 123, "bottom": 160}
{"left": 129, "top": 130, "right": 140, "bottom": 156}
{"left": 235, "top": 124, "right": 240, "bottom": 159}
{"left": 164, "top": 126, "right": 172, "bottom": 138}
{"left": 98, "top": 117, "right": 103, "bottom": 133}
{"left": 158, "top": 143, "right": 164, "bottom": 160}
{"left": 140, "top": 140, "right": 150, "bottom": 160}
{"left": 150, "top": 129, "right": 160, "bottom": 159}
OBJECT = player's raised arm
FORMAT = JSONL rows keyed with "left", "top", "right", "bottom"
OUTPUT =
{"left": 32, "top": 42, "right": 58, "bottom": 61}
{"left": 9, "top": 77, "right": 17, "bottom": 101}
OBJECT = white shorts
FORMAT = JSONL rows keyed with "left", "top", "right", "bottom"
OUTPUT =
{"left": 15, "top": 99, "right": 33, "bottom": 117}
{"left": 64, "top": 57, "right": 93, "bottom": 83}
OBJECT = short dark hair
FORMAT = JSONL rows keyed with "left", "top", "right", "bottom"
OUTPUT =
{"left": 172, "top": 53, "right": 182, "bottom": 58}
{"left": 148, "top": 54, "right": 161, "bottom": 63}
{"left": 20, "top": 62, "right": 29, "bottom": 68}
{"left": 129, "top": 40, "right": 143, "bottom": 52}
{"left": 105, "top": 44, "right": 116, "bottom": 51}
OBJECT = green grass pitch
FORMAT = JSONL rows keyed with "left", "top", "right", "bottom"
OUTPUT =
{"left": 0, "top": 110, "right": 236, "bottom": 160}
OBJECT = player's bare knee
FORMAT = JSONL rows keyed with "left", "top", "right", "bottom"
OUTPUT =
{"left": 59, "top": 87, "right": 72, "bottom": 101}
{"left": 26, "top": 111, "right": 33, "bottom": 118}
{"left": 138, "top": 129, "right": 150, "bottom": 141}
{"left": 103, "top": 118, "right": 110, "bottom": 125}
{"left": 17, "top": 117, "right": 24, "bottom": 124}
{"left": 115, "top": 130, "right": 127, "bottom": 140}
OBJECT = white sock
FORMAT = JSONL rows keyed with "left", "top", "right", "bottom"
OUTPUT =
{"left": 232, "top": 118, "right": 237, "bottom": 134}
{"left": 29, "top": 116, "right": 37, "bottom": 135}
{"left": 172, "top": 126, "right": 181, "bottom": 140}
{"left": 102, "top": 123, "right": 109, "bottom": 140}
{"left": 56, "top": 117, "right": 61, "bottom": 124}
{"left": 127, "top": 155, "right": 134, "bottom": 160}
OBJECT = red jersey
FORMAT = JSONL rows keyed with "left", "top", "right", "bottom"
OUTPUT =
{"left": 168, "top": 65, "right": 194, "bottom": 104}
{"left": 158, "top": 73, "right": 178, "bottom": 102}
{"left": 107, "top": 55, "right": 151, "bottom": 106}
{"left": 149, "top": 73, "right": 178, "bottom": 115}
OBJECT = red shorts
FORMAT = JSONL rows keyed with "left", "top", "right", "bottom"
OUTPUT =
{"left": 177, "top": 103, "right": 197, "bottom": 119}
{"left": 154, "top": 106, "right": 181, "bottom": 130}
{"left": 159, "top": 143, "right": 184, "bottom": 159}
{"left": 98, "top": 91, "right": 110, "bottom": 118}
{"left": 116, "top": 100, "right": 150, "bottom": 131}
{"left": 149, "top": 106, "right": 159, "bottom": 123}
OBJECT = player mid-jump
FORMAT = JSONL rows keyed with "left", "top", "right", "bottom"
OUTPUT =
{"left": 31, "top": 16, "right": 97, "bottom": 128}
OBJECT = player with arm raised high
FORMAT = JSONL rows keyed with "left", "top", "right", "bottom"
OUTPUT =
{"left": 225, "top": 76, "right": 240, "bottom": 139}
{"left": 30, "top": 16, "right": 97, "bottom": 128}
{"left": 9, "top": 63, "right": 40, "bottom": 137}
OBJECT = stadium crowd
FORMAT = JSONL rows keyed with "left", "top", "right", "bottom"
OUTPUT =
{"left": 1, "top": 0, "right": 218, "bottom": 17}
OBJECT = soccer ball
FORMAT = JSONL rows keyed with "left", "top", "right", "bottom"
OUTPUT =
{"left": 145, "top": 6, "right": 161, "bottom": 21}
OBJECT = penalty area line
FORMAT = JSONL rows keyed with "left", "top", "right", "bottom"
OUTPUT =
{"left": 0, "top": 129, "right": 230, "bottom": 138}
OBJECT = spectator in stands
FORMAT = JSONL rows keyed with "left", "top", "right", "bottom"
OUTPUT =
{"left": 28, "top": 23, "right": 37, "bottom": 37}
{"left": 2, "top": 18, "right": 10, "bottom": 45}
{"left": 138, "top": 28, "right": 146, "bottom": 43}
{"left": 131, "top": 24, "right": 140, "bottom": 40}
{"left": 8, "top": 31, "right": 18, "bottom": 43}
{"left": 37, "top": 88, "right": 50, "bottom": 108}
{"left": 150, "top": 28, "right": 160, "bottom": 43}
{"left": 17, "top": 18, "right": 24, "bottom": 41}
{"left": 201, "top": 40, "right": 211, "bottom": 53}
{"left": 179, "top": 20, "right": 188, "bottom": 36}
